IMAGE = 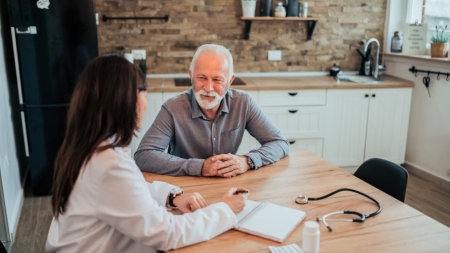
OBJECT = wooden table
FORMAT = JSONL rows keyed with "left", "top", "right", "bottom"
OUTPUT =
{"left": 143, "top": 150, "right": 450, "bottom": 253}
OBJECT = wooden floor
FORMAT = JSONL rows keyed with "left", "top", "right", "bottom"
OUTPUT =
{"left": 10, "top": 172, "right": 450, "bottom": 253}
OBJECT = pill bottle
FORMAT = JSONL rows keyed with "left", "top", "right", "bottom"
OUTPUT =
{"left": 302, "top": 221, "right": 320, "bottom": 253}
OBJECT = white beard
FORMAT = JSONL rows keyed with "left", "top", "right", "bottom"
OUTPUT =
{"left": 193, "top": 89, "right": 226, "bottom": 110}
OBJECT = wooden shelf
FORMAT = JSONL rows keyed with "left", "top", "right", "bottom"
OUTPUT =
{"left": 240, "top": 17, "right": 322, "bottom": 40}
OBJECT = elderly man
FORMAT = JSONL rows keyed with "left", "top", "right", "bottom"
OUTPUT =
{"left": 135, "top": 44, "right": 289, "bottom": 177}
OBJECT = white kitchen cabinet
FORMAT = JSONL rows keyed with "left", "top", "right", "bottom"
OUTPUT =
{"left": 257, "top": 90, "right": 326, "bottom": 157}
{"left": 288, "top": 138, "right": 323, "bottom": 156}
{"left": 365, "top": 88, "right": 412, "bottom": 164}
{"left": 259, "top": 89, "right": 326, "bottom": 107}
{"left": 323, "top": 89, "right": 370, "bottom": 167}
{"left": 261, "top": 106, "right": 325, "bottom": 140}
{"left": 129, "top": 92, "right": 163, "bottom": 155}
{"left": 323, "top": 88, "right": 412, "bottom": 168}
{"left": 236, "top": 132, "right": 260, "bottom": 155}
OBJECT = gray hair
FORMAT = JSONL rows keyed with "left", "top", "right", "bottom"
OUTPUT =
{"left": 189, "top": 44, "right": 234, "bottom": 78}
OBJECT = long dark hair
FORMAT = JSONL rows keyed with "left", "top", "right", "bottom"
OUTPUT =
{"left": 52, "top": 54, "right": 147, "bottom": 218}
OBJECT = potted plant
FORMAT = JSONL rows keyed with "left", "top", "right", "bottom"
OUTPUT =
{"left": 430, "top": 25, "right": 449, "bottom": 58}
{"left": 241, "top": 0, "right": 257, "bottom": 18}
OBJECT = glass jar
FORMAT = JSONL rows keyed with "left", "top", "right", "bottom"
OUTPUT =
{"left": 274, "top": 2, "right": 286, "bottom": 17}
{"left": 391, "top": 31, "right": 403, "bottom": 53}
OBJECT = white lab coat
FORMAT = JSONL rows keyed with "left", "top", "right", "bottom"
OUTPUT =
{"left": 45, "top": 143, "right": 238, "bottom": 253}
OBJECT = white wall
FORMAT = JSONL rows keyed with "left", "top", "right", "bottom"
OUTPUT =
{"left": 384, "top": 56, "right": 450, "bottom": 182}
{"left": 0, "top": 16, "right": 24, "bottom": 242}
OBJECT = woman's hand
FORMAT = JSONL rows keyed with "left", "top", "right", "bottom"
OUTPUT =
{"left": 173, "top": 192, "right": 208, "bottom": 213}
{"left": 222, "top": 188, "right": 248, "bottom": 214}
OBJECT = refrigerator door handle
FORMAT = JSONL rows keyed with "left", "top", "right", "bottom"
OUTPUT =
{"left": 20, "top": 112, "right": 30, "bottom": 157}
{"left": 11, "top": 27, "right": 30, "bottom": 157}
{"left": 10, "top": 27, "right": 24, "bottom": 105}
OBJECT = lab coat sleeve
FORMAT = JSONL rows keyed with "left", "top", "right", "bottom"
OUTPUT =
{"left": 96, "top": 159, "right": 238, "bottom": 251}
{"left": 145, "top": 181, "right": 176, "bottom": 207}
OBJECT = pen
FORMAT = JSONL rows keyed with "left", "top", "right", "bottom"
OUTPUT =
{"left": 233, "top": 190, "right": 249, "bottom": 195}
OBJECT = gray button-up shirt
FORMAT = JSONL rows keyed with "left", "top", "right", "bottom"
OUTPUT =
{"left": 135, "top": 88, "right": 289, "bottom": 176}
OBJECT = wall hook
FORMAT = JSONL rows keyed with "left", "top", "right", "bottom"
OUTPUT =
{"left": 437, "top": 72, "right": 440, "bottom": 80}
{"left": 447, "top": 74, "right": 450, "bottom": 81}
{"left": 414, "top": 71, "right": 418, "bottom": 77}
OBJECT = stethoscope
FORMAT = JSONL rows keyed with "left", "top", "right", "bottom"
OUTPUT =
{"left": 295, "top": 188, "right": 382, "bottom": 232}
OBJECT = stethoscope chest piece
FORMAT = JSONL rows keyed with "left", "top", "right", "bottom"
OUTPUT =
{"left": 295, "top": 194, "right": 308, "bottom": 204}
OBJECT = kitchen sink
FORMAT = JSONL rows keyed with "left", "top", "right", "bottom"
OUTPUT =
{"left": 339, "top": 75, "right": 382, "bottom": 84}
{"left": 174, "top": 77, "right": 246, "bottom": 86}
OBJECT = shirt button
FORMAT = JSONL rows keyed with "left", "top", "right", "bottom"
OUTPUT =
{"left": 213, "top": 138, "right": 216, "bottom": 141}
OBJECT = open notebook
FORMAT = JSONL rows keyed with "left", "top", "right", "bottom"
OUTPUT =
{"left": 235, "top": 200, "right": 306, "bottom": 243}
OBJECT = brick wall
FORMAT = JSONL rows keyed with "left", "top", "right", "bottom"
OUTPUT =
{"left": 96, "top": 0, "right": 386, "bottom": 73}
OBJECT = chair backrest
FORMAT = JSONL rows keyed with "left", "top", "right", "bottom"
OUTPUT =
{"left": 354, "top": 158, "right": 409, "bottom": 202}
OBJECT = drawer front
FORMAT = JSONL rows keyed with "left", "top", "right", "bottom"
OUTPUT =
{"left": 259, "top": 90, "right": 326, "bottom": 106}
{"left": 288, "top": 138, "right": 323, "bottom": 157}
{"left": 262, "top": 106, "right": 325, "bottom": 138}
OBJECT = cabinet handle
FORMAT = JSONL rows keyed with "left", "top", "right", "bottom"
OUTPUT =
{"left": 289, "top": 140, "right": 296, "bottom": 145}
{"left": 372, "top": 94, "right": 376, "bottom": 97}
{"left": 365, "top": 94, "right": 369, "bottom": 97}
{"left": 288, "top": 109, "right": 298, "bottom": 113}
{"left": 288, "top": 92, "right": 298, "bottom": 96}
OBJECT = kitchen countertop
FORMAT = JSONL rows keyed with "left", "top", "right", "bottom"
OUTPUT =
{"left": 146, "top": 75, "right": 414, "bottom": 92}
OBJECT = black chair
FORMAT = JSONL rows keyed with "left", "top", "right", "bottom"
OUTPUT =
{"left": 354, "top": 158, "right": 409, "bottom": 202}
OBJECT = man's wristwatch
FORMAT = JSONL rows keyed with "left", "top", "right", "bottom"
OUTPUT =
{"left": 166, "top": 188, "right": 183, "bottom": 210}
{"left": 247, "top": 156, "right": 255, "bottom": 169}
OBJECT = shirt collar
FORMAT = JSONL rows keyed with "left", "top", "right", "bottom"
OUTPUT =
{"left": 106, "top": 135, "right": 130, "bottom": 155}
{"left": 189, "top": 88, "right": 232, "bottom": 119}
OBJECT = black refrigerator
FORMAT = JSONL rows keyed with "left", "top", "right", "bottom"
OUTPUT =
{"left": 7, "top": 0, "right": 98, "bottom": 195}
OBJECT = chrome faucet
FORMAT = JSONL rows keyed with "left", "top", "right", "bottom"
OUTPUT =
{"left": 334, "top": 70, "right": 342, "bottom": 84}
{"left": 364, "top": 38, "right": 380, "bottom": 80}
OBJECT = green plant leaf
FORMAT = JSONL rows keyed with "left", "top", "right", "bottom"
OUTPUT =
{"left": 139, "top": 59, "right": 147, "bottom": 74}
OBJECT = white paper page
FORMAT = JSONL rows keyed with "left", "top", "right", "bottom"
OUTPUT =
{"left": 236, "top": 200, "right": 261, "bottom": 222}
{"left": 236, "top": 200, "right": 306, "bottom": 242}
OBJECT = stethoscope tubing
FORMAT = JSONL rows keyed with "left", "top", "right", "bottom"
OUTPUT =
{"left": 297, "top": 188, "right": 382, "bottom": 232}
{"left": 317, "top": 218, "right": 355, "bottom": 222}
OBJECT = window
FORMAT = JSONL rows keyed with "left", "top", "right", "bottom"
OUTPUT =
{"left": 423, "top": 0, "right": 450, "bottom": 43}
{"left": 408, "top": 0, "right": 450, "bottom": 43}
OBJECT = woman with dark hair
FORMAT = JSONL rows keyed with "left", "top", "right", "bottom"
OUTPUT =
{"left": 45, "top": 55, "right": 248, "bottom": 253}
